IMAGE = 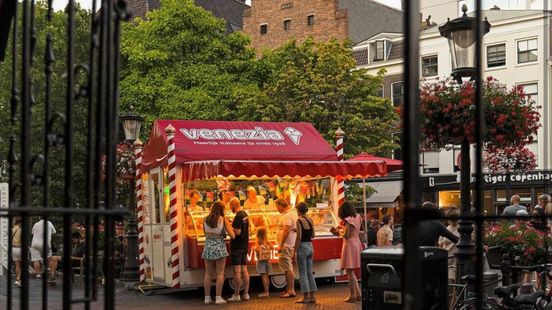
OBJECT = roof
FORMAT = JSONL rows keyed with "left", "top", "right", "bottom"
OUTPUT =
{"left": 125, "top": 0, "right": 248, "bottom": 33}
{"left": 194, "top": 0, "right": 249, "bottom": 33}
{"left": 338, "top": 0, "right": 403, "bottom": 45}
{"left": 421, "top": 9, "right": 544, "bottom": 36}
{"left": 142, "top": 120, "right": 388, "bottom": 181}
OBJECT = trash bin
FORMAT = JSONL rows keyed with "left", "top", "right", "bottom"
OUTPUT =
{"left": 361, "top": 246, "right": 448, "bottom": 310}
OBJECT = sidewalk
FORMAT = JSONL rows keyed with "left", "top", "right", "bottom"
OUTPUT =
{"left": 0, "top": 275, "right": 361, "bottom": 309}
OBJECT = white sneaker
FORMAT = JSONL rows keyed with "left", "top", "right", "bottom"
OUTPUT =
{"left": 14, "top": 281, "right": 21, "bottom": 288}
{"left": 243, "top": 293, "right": 250, "bottom": 301}
{"left": 227, "top": 294, "right": 241, "bottom": 302}
{"left": 215, "top": 296, "right": 227, "bottom": 304}
{"left": 204, "top": 296, "right": 212, "bottom": 304}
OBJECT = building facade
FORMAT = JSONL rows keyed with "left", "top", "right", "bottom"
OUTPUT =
{"left": 354, "top": 8, "right": 552, "bottom": 214}
{"left": 242, "top": 0, "right": 402, "bottom": 52}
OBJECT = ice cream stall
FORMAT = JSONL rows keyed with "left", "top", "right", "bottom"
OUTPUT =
{"left": 136, "top": 120, "right": 388, "bottom": 289}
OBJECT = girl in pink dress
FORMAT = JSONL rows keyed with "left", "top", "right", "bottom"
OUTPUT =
{"left": 332, "top": 202, "right": 362, "bottom": 303}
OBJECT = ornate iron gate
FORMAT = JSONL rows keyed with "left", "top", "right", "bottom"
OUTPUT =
{"left": 401, "top": 1, "right": 551, "bottom": 310}
{"left": 1, "top": 0, "right": 129, "bottom": 308}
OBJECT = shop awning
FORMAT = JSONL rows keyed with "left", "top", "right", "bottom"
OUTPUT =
{"left": 182, "top": 160, "right": 387, "bottom": 182}
{"left": 348, "top": 152, "right": 403, "bottom": 172}
{"left": 363, "top": 180, "right": 403, "bottom": 208}
{"left": 142, "top": 120, "right": 339, "bottom": 170}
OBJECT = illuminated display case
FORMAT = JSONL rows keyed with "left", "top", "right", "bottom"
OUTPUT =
{"left": 183, "top": 208, "right": 338, "bottom": 242}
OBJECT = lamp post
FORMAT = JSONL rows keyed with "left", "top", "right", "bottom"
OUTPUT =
{"left": 120, "top": 110, "right": 144, "bottom": 282}
{"left": 438, "top": 4, "right": 490, "bottom": 283}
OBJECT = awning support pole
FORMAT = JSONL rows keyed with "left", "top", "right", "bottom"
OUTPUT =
{"left": 362, "top": 178, "right": 368, "bottom": 248}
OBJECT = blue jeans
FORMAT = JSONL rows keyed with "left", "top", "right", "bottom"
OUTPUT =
{"left": 297, "top": 242, "right": 317, "bottom": 293}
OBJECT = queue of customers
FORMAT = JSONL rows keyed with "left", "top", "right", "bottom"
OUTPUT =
{"left": 200, "top": 198, "right": 364, "bottom": 305}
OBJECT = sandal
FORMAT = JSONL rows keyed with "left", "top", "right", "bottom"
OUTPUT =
{"left": 308, "top": 297, "right": 317, "bottom": 304}
{"left": 280, "top": 292, "right": 296, "bottom": 298}
{"left": 344, "top": 296, "right": 356, "bottom": 303}
{"left": 295, "top": 299, "right": 309, "bottom": 304}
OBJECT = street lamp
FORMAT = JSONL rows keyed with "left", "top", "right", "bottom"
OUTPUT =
{"left": 120, "top": 110, "right": 144, "bottom": 282}
{"left": 439, "top": 4, "right": 490, "bottom": 84}
{"left": 439, "top": 4, "right": 491, "bottom": 283}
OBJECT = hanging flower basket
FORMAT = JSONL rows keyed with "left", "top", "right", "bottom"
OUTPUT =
{"left": 420, "top": 77, "right": 540, "bottom": 150}
{"left": 484, "top": 145, "right": 537, "bottom": 173}
{"left": 485, "top": 223, "right": 551, "bottom": 266}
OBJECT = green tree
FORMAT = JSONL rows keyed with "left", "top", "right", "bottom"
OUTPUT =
{"left": 120, "top": 0, "right": 259, "bottom": 134}
{"left": 239, "top": 39, "right": 398, "bottom": 156}
{"left": 0, "top": 2, "right": 93, "bottom": 211}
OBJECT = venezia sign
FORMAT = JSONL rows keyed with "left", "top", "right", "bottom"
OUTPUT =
{"left": 180, "top": 126, "right": 303, "bottom": 145}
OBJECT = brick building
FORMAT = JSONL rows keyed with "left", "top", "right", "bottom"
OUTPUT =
{"left": 242, "top": 0, "right": 402, "bottom": 52}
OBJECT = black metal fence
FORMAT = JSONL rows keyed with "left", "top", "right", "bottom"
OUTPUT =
{"left": 401, "top": 1, "right": 551, "bottom": 310}
{"left": 1, "top": 0, "right": 129, "bottom": 309}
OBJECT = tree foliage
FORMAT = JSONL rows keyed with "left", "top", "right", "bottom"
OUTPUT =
{"left": 120, "top": 0, "right": 258, "bottom": 133}
{"left": 0, "top": 2, "right": 92, "bottom": 210}
{"left": 120, "top": 0, "right": 398, "bottom": 156}
{"left": 239, "top": 39, "right": 398, "bottom": 156}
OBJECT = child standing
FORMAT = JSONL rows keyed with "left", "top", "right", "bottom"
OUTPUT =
{"left": 255, "top": 227, "right": 272, "bottom": 298}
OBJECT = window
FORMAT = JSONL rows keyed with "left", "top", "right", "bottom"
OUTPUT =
{"left": 307, "top": 14, "right": 315, "bottom": 26}
{"left": 376, "top": 85, "right": 384, "bottom": 97}
{"left": 391, "top": 82, "right": 403, "bottom": 106}
{"left": 283, "top": 19, "right": 291, "bottom": 31}
{"left": 487, "top": 43, "right": 506, "bottom": 67}
{"left": 374, "top": 40, "right": 385, "bottom": 61}
{"left": 421, "top": 55, "right": 438, "bottom": 77}
{"left": 392, "top": 132, "right": 402, "bottom": 160}
{"left": 518, "top": 82, "right": 538, "bottom": 142}
{"left": 422, "top": 151, "right": 439, "bottom": 174}
{"left": 517, "top": 38, "right": 537, "bottom": 63}
{"left": 260, "top": 24, "right": 268, "bottom": 35}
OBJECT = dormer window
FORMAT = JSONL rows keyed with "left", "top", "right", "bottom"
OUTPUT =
{"left": 370, "top": 39, "right": 392, "bottom": 62}
{"left": 374, "top": 41, "right": 385, "bottom": 61}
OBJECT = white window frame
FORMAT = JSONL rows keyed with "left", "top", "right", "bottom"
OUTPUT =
{"left": 486, "top": 43, "right": 506, "bottom": 68}
{"left": 516, "top": 81, "right": 539, "bottom": 142}
{"left": 421, "top": 54, "right": 438, "bottom": 78}
{"left": 516, "top": 37, "right": 538, "bottom": 64}
{"left": 391, "top": 81, "right": 403, "bottom": 107}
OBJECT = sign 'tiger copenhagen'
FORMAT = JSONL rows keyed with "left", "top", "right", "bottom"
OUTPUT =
{"left": 180, "top": 126, "right": 303, "bottom": 145}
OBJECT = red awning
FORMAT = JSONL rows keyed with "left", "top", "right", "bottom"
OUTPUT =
{"left": 141, "top": 120, "right": 388, "bottom": 181}
{"left": 142, "top": 120, "right": 338, "bottom": 169}
{"left": 182, "top": 160, "right": 387, "bottom": 182}
{"left": 347, "top": 152, "right": 403, "bottom": 172}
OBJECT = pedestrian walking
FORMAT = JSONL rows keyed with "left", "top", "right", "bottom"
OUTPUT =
{"left": 415, "top": 202, "right": 459, "bottom": 247}
{"left": 30, "top": 218, "right": 57, "bottom": 282}
{"left": 255, "top": 227, "right": 271, "bottom": 298}
{"left": 293, "top": 202, "right": 317, "bottom": 304}
{"left": 275, "top": 198, "right": 297, "bottom": 298}
{"left": 12, "top": 217, "right": 22, "bottom": 288}
{"left": 438, "top": 208, "right": 460, "bottom": 283}
{"left": 227, "top": 197, "right": 250, "bottom": 302}
{"left": 202, "top": 201, "right": 235, "bottom": 305}
{"left": 331, "top": 201, "right": 362, "bottom": 303}
{"left": 376, "top": 215, "right": 393, "bottom": 246}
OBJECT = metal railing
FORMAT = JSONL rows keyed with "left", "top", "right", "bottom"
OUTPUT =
{"left": 0, "top": 0, "right": 130, "bottom": 309}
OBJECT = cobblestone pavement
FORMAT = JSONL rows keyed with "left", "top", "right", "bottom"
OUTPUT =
{"left": 0, "top": 275, "right": 361, "bottom": 309}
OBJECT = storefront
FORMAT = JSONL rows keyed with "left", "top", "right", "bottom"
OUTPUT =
{"left": 420, "top": 170, "right": 552, "bottom": 215}
{"left": 138, "top": 120, "right": 389, "bottom": 289}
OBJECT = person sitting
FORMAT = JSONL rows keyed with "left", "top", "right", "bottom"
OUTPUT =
{"left": 376, "top": 216, "right": 393, "bottom": 246}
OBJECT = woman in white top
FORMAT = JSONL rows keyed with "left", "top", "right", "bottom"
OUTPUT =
{"left": 202, "top": 201, "right": 235, "bottom": 304}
